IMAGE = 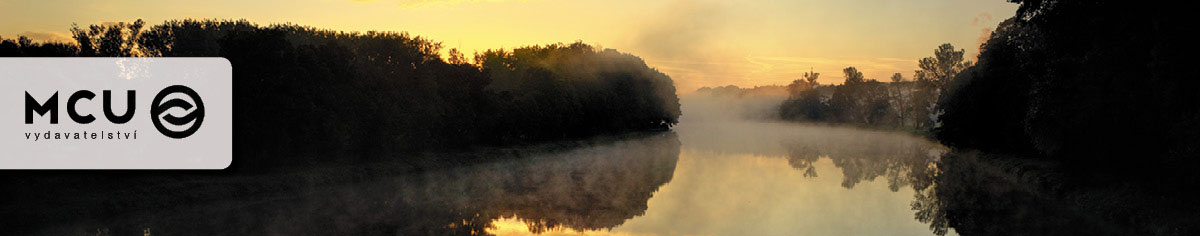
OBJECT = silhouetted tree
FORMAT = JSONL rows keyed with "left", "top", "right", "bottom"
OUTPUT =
{"left": 0, "top": 35, "right": 78, "bottom": 56}
{"left": 935, "top": 0, "right": 1200, "bottom": 185}
{"left": 889, "top": 73, "right": 912, "bottom": 126}
{"left": 785, "top": 68, "right": 821, "bottom": 98}
{"left": 777, "top": 44, "right": 962, "bottom": 133}
{"left": 915, "top": 44, "right": 971, "bottom": 89}
{"left": 779, "top": 70, "right": 829, "bottom": 121}
{"left": 8, "top": 19, "right": 682, "bottom": 168}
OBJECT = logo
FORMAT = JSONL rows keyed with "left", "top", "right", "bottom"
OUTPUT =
{"left": 22, "top": 85, "right": 205, "bottom": 139}
{"left": 2, "top": 58, "right": 232, "bottom": 169}
{"left": 150, "top": 85, "right": 205, "bottom": 139}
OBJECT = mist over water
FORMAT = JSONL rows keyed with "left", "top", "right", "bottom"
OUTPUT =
{"left": 20, "top": 94, "right": 957, "bottom": 236}
{"left": 30, "top": 132, "right": 683, "bottom": 235}
{"left": 10, "top": 87, "right": 1186, "bottom": 236}
{"left": 617, "top": 95, "right": 951, "bottom": 235}
{"left": 679, "top": 88, "right": 788, "bottom": 123}
{"left": 3, "top": 1, "right": 1195, "bottom": 235}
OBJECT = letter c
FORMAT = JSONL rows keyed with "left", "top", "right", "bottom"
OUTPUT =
{"left": 68, "top": 90, "right": 96, "bottom": 124}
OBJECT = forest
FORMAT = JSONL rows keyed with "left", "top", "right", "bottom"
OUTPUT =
{"left": 773, "top": 0, "right": 1200, "bottom": 189}
{"left": 1, "top": 20, "right": 682, "bottom": 168}
{"left": 5, "top": 1, "right": 1200, "bottom": 235}
{"left": 769, "top": 2, "right": 1200, "bottom": 231}
{"left": 937, "top": 0, "right": 1198, "bottom": 186}
{"left": 775, "top": 52, "right": 954, "bottom": 134}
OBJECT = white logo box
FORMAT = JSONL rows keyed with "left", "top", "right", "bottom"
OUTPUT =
{"left": 0, "top": 58, "right": 232, "bottom": 169}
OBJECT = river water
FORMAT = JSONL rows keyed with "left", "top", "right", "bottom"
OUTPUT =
{"left": 605, "top": 121, "right": 949, "bottom": 236}
{"left": 35, "top": 120, "right": 956, "bottom": 236}
{"left": 18, "top": 96, "right": 1195, "bottom": 236}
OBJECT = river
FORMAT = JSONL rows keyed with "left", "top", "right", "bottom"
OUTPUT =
{"left": 30, "top": 119, "right": 961, "bottom": 235}
{"left": 21, "top": 96, "right": 1188, "bottom": 236}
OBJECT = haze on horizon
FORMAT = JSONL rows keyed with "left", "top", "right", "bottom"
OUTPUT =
{"left": 0, "top": 0, "right": 1017, "bottom": 93}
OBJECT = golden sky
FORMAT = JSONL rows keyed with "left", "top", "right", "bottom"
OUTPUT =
{"left": 0, "top": 0, "right": 1016, "bottom": 93}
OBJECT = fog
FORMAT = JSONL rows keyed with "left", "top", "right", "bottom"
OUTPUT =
{"left": 679, "top": 85, "right": 789, "bottom": 122}
{"left": 16, "top": 91, "right": 956, "bottom": 236}
{"left": 614, "top": 92, "right": 951, "bottom": 235}
{"left": 26, "top": 132, "right": 682, "bottom": 235}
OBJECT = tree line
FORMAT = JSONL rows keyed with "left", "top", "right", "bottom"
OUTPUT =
{"left": 1, "top": 19, "right": 682, "bottom": 168}
{"left": 777, "top": 44, "right": 966, "bottom": 134}
{"left": 777, "top": 0, "right": 1199, "bottom": 188}
{"left": 935, "top": 0, "right": 1199, "bottom": 185}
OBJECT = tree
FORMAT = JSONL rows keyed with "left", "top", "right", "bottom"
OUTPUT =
{"left": 777, "top": 44, "right": 968, "bottom": 131}
{"left": 889, "top": 73, "right": 910, "bottom": 126}
{"left": 787, "top": 68, "right": 820, "bottom": 97}
{"left": 935, "top": 0, "right": 1200, "bottom": 186}
{"left": 828, "top": 67, "right": 875, "bottom": 123}
{"left": 915, "top": 43, "right": 971, "bottom": 89}
{"left": 70, "top": 19, "right": 144, "bottom": 56}
{"left": 786, "top": 68, "right": 821, "bottom": 98}
{"left": 890, "top": 73, "right": 904, "bottom": 83}
{"left": 908, "top": 44, "right": 969, "bottom": 130}
{"left": 30, "top": 19, "right": 683, "bottom": 168}
{"left": 0, "top": 35, "right": 78, "bottom": 56}
{"left": 780, "top": 75, "right": 828, "bottom": 122}
{"left": 446, "top": 48, "right": 468, "bottom": 65}
{"left": 843, "top": 67, "right": 866, "bottom": 85}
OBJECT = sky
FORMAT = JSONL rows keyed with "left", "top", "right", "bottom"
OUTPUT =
{"left": 0, "top": 0, "right": 1018, "bottom": 93}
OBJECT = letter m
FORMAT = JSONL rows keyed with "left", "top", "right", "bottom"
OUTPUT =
{"left": 25, "top": 91, "right": 58, "bottom": 124}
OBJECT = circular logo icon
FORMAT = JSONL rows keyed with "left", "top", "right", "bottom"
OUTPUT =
{"left": 151, "top": 85, "right": 205, "bottom": 139}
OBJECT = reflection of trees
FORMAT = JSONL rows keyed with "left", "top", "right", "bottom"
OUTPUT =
{"left": 784, "top": 133, "right": 1179, "bottom": 236}
{"left": 780, "top": 129, "right": 944, "bottom": 191}
{"left": 19, "top": 133, "right": 680, "bottom": 236}
{"left": 480, "top": 133, "right": 681, "bottom": 233}
{"left": 913, "top": 150, "right": 1200, "bottom": 236}
{"left": 911, "top": 184, "right": 947, "bottom": 236}
{"left": 778, "top": 128, "right": 950, "bottom": 235}
{"left": 785, "top": 146, "right": 820, "bottom": 178}
{"left": 913, "top": 150, "right": 1115, "bottom": 235}
{"left": 682, "top": 122, "right": 957, "bottom": 235}
{"left": 782, "top": 135, "right": 1200, "bottom": 236}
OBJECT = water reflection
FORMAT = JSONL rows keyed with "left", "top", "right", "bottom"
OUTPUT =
{"left": 487, "top": 216, "right": 642, "bottom": 236}
{"left": 670, "top": 121, "right": 1194, "bottom": 236}
{"left": 778, "top": 127, "right": 948, "bottom": 235}
{"left": 627, "top": 121, "right": 950, "bottom": 236}
{"left": 20, "top": 119, "right": 1190, "bottom": 235}
{"left": 917, "top": 150, "right": 1200, "bottom": 236}
{"left": 30, "top": 132, "right": 680, "bottom": 236}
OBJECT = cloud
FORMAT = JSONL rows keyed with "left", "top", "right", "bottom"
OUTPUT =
{"left": 628, "top": 0, "right": 754, "bottom": 93}
{"left": 971, "top": 12, "right": 993, "bottom": 26}
{"left": 975, "top": 28, "right": 992, "bottom": 49}
{"left": 970, "top": 12, "right": 997, "bottom": 58}
{"left": 631, "top": 0, "right": 728, "bottom": 60}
